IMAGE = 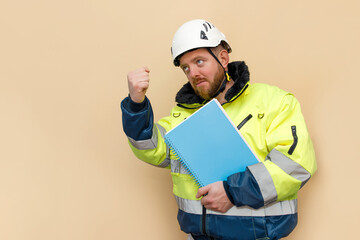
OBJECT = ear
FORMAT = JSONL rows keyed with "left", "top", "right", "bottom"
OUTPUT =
{"left": 218, "top": 50, "right": 230, "bottom": 70}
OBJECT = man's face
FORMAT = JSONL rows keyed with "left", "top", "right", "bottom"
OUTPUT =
{"left": 179, "top": 48, "right": 224, "bottom": 100}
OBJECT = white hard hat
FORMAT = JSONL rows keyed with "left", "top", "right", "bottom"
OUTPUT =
{"left": 171, "top": 19, "right": 232, "bottom": 66}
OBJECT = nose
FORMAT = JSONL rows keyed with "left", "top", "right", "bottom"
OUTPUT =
{"left": 188, "top": 66, "right": 200, "bottom": 79}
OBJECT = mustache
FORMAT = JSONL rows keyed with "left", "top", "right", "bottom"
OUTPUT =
{"left": 193, "top": 78, "right": 208, "bottom": 85}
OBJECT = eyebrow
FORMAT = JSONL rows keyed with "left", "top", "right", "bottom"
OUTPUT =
{"left": 180, "top": 55, "right": 208, "bottom": 68}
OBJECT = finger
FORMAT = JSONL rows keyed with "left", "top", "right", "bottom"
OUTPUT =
{"left": 128, "top": 74, "right": 150, "bottom": 89}
{"left": 136, "top": 82, "right": 149, "bottom": 92}
{"left": 132, "top": 67, "right": 149, "bottom": 76}
{"left": 137, "top": 67, "right": 150, "bottom": 76}
{"left": 196, "top": 187, "right": 205, "bottom": 199}
{"left": 196, "top": 185, "right": 210, "bottom": 198}
{"left": 136, "top": 71, "right": 150, "bottom": 82}
{"left": 128, "top": 67, "right": 149, "bottom": 79}
{"left": 201, "top": 195, "right": 210, "bottom": 206}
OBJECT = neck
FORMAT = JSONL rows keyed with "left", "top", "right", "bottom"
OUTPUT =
{"left": 215, "top": 80, "right": 234, "bottom": 104}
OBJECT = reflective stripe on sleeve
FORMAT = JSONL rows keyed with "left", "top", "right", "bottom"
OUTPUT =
{"left": 157, "top": 124, "right": 171, "bottom": 168}
{"left": 158, "top": 155, "right": 171, "bottom": 168}
{"left": 248, "top": 162, "right": 278, "bottom": 205}
{"left": 171, "top": 159, "right": 189, "bottom": 174}
{"left": 156, "top": 123, "right": 167, "bottom": 138}
{"left": 268, "top": 149, "right": 311, "bottom": 188}
{"left": 127, "top": 123, "right": 167, "bottom": 150}
{"left": 175, "top": 195, "right": 297, "bottom": 217}
{"left": 128, "top": 124, "right": 170, "bottom": 168}
{"left": 127, "top": 125, "right": 159, "bottom": 150}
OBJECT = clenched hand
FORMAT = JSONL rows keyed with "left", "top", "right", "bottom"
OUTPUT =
{"left": 127, "top": 67, "right": 150, "bottom": 103}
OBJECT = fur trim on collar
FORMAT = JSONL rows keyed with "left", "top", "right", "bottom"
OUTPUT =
{"left": 175, "top": 61, "right": 250, "bottom": 104}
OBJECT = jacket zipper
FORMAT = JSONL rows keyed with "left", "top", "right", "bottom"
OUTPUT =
{"left": 202, "top": 205, "right": 214, "bottom": 239}
{"left": 202, "top": 205, "right": 207, "bottom": 234}
{"left": 288, "top": 126, "right": 298, "bottom": 155}
{"left": 237, "top": 114, "right": 253, "bottom": 130}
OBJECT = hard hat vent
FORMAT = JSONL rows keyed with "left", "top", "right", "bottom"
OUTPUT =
{"left": 200, "top": 30, "right": 208, "bottom": 40}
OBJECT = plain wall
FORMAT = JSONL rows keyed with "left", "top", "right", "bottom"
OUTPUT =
{"left": 1, "top": 0, "right": 359, "bottom": 239}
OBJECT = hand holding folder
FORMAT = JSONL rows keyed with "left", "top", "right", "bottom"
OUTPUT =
{"left": 196, "top": 181, "right": 234, "bottom": 213}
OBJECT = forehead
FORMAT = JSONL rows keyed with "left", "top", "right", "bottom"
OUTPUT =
{"left": 179, "top": 48, "right": 211, "bottom": 65}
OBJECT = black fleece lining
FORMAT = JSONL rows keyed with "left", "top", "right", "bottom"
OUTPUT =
{"left": 175, "top": 61, "right": 250, "bottom": 105}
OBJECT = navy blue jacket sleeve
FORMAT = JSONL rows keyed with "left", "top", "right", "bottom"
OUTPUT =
{"left": 223, "top": 167, "right": 265, "bottom": 209}
{"left": 120, "top": 96, "right": 154, "bottom": 141}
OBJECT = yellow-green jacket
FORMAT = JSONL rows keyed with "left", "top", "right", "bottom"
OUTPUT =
{"left": 121, "top": 61, "right": 317, "bottom": 239}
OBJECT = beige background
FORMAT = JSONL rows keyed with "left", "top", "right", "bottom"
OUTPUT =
{"left": 1, "top": 0, "right": 359, "bottom": 239}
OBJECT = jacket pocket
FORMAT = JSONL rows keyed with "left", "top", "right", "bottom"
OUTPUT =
{"left": 237, "top": 114, "right": 253, "bottom": 130}
{"left": 288, "top": 126, "right": 298, "bottom": 155}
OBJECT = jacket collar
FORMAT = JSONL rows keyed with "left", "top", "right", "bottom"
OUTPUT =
{"left": 175, "top": 61, "right": 250, "bottom": 106}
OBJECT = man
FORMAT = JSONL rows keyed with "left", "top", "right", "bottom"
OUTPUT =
{"left": 121, "top": 19, "right": 317, "bottom": 240}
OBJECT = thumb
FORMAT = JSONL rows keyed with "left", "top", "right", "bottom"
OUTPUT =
{"left": 143, "top": 66, "right": 150, "bottom": 73}
{"left": 196, "top": 185, "right": 210, "bottom": 199}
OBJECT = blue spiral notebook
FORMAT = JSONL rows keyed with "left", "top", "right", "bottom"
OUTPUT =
{"left": 164, "top": 99, "right": 259, "bottom": 187}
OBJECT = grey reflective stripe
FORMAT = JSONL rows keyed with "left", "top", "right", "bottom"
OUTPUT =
{"left": 171, "top": 159, "right": 189, "bottom": 174}
{"left": 128, "top": 124, "right": 170, "bottom": 168}
{"left": 158, "top": 155, "right": 171, "bottom": 168}
{"left": 248, "top": 162, "right": 278, "bottom": 205}
{"left": 157, "top": 124, "right": 171, "bottom": 168}
{"left": 268, "top": 149, "right": 311, "bottom": 188}
{"left": 156, "top": 123, "right": 167, "bottom": 138}
{"left": 176, "top": 196, "right": 202, "bottom": 215}
{"left": 127, "top": 125, "right": 159, "bottom": 150}
{"left": 175, "top": 195, "right": 297, "bottom": 216}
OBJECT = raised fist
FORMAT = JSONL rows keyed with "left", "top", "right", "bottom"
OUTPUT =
{"left": 127, "top": 67, "right": 150, "bottom": 103}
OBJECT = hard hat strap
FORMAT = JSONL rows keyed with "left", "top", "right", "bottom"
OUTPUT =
{"left": 206, "top": 48, "right": 231, "bottom": 98}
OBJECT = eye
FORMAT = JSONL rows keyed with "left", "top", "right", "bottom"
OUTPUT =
{"left": 182, "top": 66, "right": 189, "bottom": 73}
{"left": 197, "top": 59, "right": 204, "bottom": 65}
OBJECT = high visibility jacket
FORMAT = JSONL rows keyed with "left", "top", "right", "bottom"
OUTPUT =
{"left": 121, "top": 61, "right": 317, "bottom": 240}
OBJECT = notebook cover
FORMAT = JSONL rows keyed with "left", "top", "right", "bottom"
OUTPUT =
{"left": 164, "top": 99, "right": 259, "bottom": 187}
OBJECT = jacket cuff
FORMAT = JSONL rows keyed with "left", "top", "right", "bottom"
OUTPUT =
{"left": 121, "top": 95, "right": 154, "bottom": 141}
{"left": 126, "top": 95, "right": 148, "bottom": 113}
{"left": 223, "top": 181, "right": 235, "bottom": 205}
{"left": 226, "top": 167, "right": 265, "bottom": 209}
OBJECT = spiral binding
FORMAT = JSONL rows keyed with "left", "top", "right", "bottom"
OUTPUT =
{"left": 165, "top": 139, "right": 203, "bottom": 187}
